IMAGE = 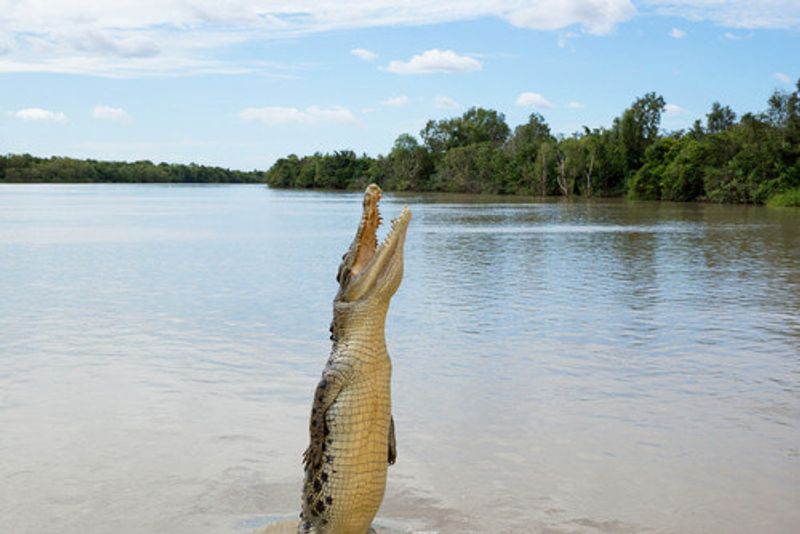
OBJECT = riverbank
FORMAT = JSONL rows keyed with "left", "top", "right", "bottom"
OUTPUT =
{"left": 0, "top": 154, "right": 264, "bottom": 184}
{"left": 266, "top": 84, "right": 799, "bottom": 206}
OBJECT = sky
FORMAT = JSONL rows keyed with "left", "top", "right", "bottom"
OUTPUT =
{"left": 1, "top": 1, "right": 798, "bottom": 170}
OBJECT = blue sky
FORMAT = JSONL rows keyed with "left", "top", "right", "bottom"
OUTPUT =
{"left": 1, "top": 1, "right": 798, "bottom": 170}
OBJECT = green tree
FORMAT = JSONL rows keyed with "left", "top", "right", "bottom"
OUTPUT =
{"left": 265, "top": 154, "right": 301, "bottom": 187}
{"left": 617, "top": 92, "right": 666, "bottom": 175}
{"left": 660, "top": 138, "right": 709, "bottom": 201}
{"left": 505, "top": 113, "right": 554, "bottom": 194}
{"left": 532, "top": 140, "right": 559, "bottom": 196}
{"left": 421, "top": 107, "right": 510, "bottom": 156}
{"left": 706, "top": 102, "right": 737, "bottom": 134}
{"left": 383, "top": 134, "right": 434, "bottom": 191}
{"left": 436, "top": 142, "right": 509, "bottom": 194}
{"left": 628, "top": 137, "right": 678, "bottom": 200}
{"left": 555, "top": 136, "right": 587, "bottom": 197}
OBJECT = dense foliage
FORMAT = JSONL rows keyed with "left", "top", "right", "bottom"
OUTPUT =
{"left": 0, "top": 155, "right": 264, "bottom": 183}
{"left": 267, "top": 81, "right": 800, "bottom": 204}
{"left": 766, "top": 187, "right": 800, "bottom": 207}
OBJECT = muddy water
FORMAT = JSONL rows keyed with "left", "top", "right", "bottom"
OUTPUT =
{"left": 1, "top": 185, "right": 798, "bottom": 533}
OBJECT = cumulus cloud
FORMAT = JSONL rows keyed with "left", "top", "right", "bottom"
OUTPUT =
{"left": 567, "top": 101, "right": 585, "bottom": 109}
{"left": 351, "top": 48, "right": 377, "bottom": 61}
{"left": 92, "top": 105, "right": 131, "bottom": 122}
{"left": 775, "top": 72, "right": 793, "bottom": 85}
{"left": 434, "top": 95, "right": 460, "bottom": 109}
{"left": 644, "top": 1, "right": 800, "bottom": 30}
{"left": 239, "top": 105, "right": 358, "bottom": 126}
{"left": 669, "top": 28, "right": 687, "bottom": 38}
{"left": 515, "top": 92, "right": 554, "bottom": 109}
{"left": 664, "top": 103, "right": 685, "bottom": 115}
{"left": 386, "top": 49, "right": 481, "bottom": 75}
{"left": 382, "top": 95, "right": 409, "bottom": 107}
{"left": 13, "top": 107, "right": 67, "bottom": 122}
{"left": 507, "top": 0, "right": 635, "bottom": 35}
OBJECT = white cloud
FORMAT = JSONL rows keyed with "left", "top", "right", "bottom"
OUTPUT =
{"left": 434, "top": 95, "right": 460, "bottom": 109}
{"left": 0, "top": 1, "right": 637, "bottom": 77}
{"left": 669, "top": 27, "right": 687, "bottom": 38}
{"left": 664, "top": 103, "right": 685, "bottom": 115}
{"left": 0, "top": 34, "right": 15, "bottom": 55}
{"left": 92, "top": 105, "right": 131, "bottom": 122}
{"left": 515, "top": 92, "right": 554, "bottom": 109}
{"left": 722, "top": 32, "right": 753, "bottom": 41}
{"left": 0, "top": 53, "right": 297, "bottom": 78}
{"left": 351, "top": 48, "right": 377, "bottom": 61}
{"left": 775, "top": 72, "right": 793, "bottom": 85}
{"left": 0, "top": 1, "right": 638, "bottom": 35}
{"left": 507, "top": 0, "right": 635, "bottom": 34}
{"left": 644, "top": 1, "right": 800, "bottom": 30}
{"left": 382, "top": 95, "right": 409, "bottom": 107}
{"left": 239, "top": 105, "right": 358, "bottom": 126}
{"left": 723, "top": 31, "right": 753, "bottom": 40}
{"left": 70, "top": 31, "right": 161, "bottom": 58}
{"left": 386, "top": 49, "right": 481, "bottom": 75}
{"left": 13, "top": 107, "right": 67, "bottom": 122}
{"left": 567, "top": 101, "right": 585, "bottom": 109}
{"left": 0, "top": 2, "right": 639, "bottom": 42}
{"left": 0, "top": 1, "right": 794, "bottom": 77}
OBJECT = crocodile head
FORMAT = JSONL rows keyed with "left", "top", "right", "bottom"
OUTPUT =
{"left": 335, "top": 183, "right": 411, "bottom": 307}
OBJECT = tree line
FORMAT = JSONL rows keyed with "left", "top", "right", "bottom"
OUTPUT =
{"left": 0, "top": 155, "right": 264, "bottom": 184}
{"left": 266, "top": 81, "right": 800, "bottom": 205}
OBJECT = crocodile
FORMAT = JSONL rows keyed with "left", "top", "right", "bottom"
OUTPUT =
{"left": 298, "top": 184, "right": 411, "bottom": 534}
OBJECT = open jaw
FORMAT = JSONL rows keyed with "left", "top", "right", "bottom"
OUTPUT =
{"left": 343, "top": 184, "right": 411, "bottom": 296}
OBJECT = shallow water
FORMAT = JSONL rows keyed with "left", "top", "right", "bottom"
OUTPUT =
{"left": 1, "top": 184, "right": 798, "bottom": 533}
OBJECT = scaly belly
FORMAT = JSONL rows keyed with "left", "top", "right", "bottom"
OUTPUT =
{"left": 304, "top": 380, "right": 391, "bottom": 533}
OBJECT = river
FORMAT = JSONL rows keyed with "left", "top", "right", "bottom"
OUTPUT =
{"left": 1, "top": 184, "right": 798, "bottom": 533}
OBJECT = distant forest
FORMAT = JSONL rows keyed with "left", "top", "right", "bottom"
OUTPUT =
{"left": 0, "top": 155, "right": 264, "bottom": 184}
{"left": 266, "top": 80, "right": 800, "bottom": 205}
{"left": 3, "top": 82, "right": 798, "bottom": 205}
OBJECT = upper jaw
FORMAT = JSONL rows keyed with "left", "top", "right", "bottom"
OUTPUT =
{"left": 338, "top": 184, "right": 411, "bottom": 302}
{"left": 348, "top": 184, "right": 382, "bottom": 279}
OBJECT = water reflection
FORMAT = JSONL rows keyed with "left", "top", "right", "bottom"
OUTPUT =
{"left": 1, "top": 185, "right": 798, "bottom": 534}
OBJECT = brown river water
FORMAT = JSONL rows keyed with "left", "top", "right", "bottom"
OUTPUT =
{"left": 0, "top": 184, "right": 798, "bottom": 533}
